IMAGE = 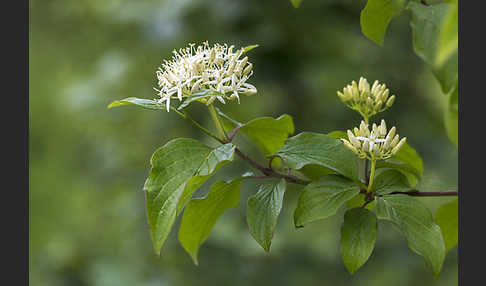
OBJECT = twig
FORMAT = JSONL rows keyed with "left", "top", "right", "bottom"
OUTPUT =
{"left": 387, "top": 190, "right": 458, "bottom": 197}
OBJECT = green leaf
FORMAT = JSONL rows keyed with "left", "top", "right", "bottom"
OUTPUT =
{"left": 444, "top": 86, "right": 458, "bottom": 147}
{"left": 290, "top": 0, "right": 303, "bottom": 8}
{"left": 372, "top": 169, "right": 413, "bottom": 195}
{"left": 241, "top": 44, "right": 259, "bottom": 54}
{"left": 143, "top": 139, "right": 235, "bottom": 254}
{"left": 299, "top": 164, "right": 336, "bottom": 181}
{"left": 327, "top": 130, "right": 347, "bottom": 140}
{"left": 346, "top": 194, "right": 375, "bottom": 210}
{"left": 360, "top": 0, "right": 406, "bottom": 45}
{"left": 107, "top": 97, "right": 165, "bottom": 110}
{"left": 241, "top": 115, "right": 295, "bottom": 156}
{"left": 215, "top": 107, "right": 243, "bottom": 131}
{"left": 435, "top": 198, "right": 458, "bottom": 252}
{"left": 220, "top": 114, "right": 295, "bottom": 156}
{"left": 294, "top": 175, "right": 360, "bottom": 227}
{"left": 177, "top": 90, "right": 223, "bottom": 110}
{"left": 408, "top": 1, "right": 458, "bottom": 94}
{"left": 376, "top": 142, "right": 423, "bottom": 187}
{"left": 341, "top": 207, "right": 378, "bottom": 274}
{"left": 376, "top": 195, "right": 445, "bottom": 278}
{"left": 276, "top": 132, "right": 360, "bottom": 181}
{"left": 247, "top": 179, "right": 286, "bottom": 252}
{"left": 178, "top": 179, "right": 243, "bottom": 265}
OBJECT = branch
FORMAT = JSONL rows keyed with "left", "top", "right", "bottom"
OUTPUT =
{"left": 388, "top": 190, "right": 458, "bottom": 197}
{"left": 234, "top": 147, "right": 309, "bottom": 185}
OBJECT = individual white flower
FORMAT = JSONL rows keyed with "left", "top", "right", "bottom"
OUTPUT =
{"left": 154, "top": 41, "right": 257, "bottom": 112}
{"left": 337, "top": 77, "right": 396, "bottom": 121}
{"left": 341, "top": 119, "right": 406, "bottom": 160}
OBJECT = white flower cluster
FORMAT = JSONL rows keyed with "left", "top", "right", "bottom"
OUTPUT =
{"left": 154, "top": 42, "right": 257, "bottom": 112}
{"left": 341, "top": 119, "right": 406, "bottom": 160}
{"left": 337, "top": 77, "right": 396, "bottom": 120}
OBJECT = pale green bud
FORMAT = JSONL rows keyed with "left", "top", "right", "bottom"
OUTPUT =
{"left": 374, "top": 100, "right": 383, "bottom": 111}
{"left": 371, "top": 80, "right": 379, "bottom": 94}
{"left": 390, "top": 134, "right": 399, "bottom": 148}
{"left": 386, "top": 95, "right": 396, "bottom": 108}
{"left": 379, "top": 119, "right": 387, "bottom": 136}
{"left": 362, "top": 140, "right": 370, "bottom": 153}
{"left": 359, "top": 77, "right": 370, "bottom": 93}
{"left": 392, "top": 137, "right": 406, "bottom": 155}
{"left": 387, "top": 127, "right": 396, "bottom": 140}
{"left": 372, "top": 123, "right": 378, "bottom": 134}
{"left": 238, "top": 56, "right": 248, "bottom": 71}
{"left": 381, "top": 89, "right": 390, "bottom": 102}
{"left": 347, "top": 130, "right": 361, "bottom": 148}
{"left": 342, "top": 139, "right": 359, "bottom": 155}
{"left": 243, "top": 63, "right": 253, "bottom": 76}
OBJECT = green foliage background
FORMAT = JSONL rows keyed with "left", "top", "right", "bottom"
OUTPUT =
{"left": 29, "top": 0, "right": 457, "bottom": 285}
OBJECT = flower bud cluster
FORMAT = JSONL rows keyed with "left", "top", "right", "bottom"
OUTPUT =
{"left": 154, "top": 42, "right": 257, "bottom": 112}
{"left": 337, "top": 77, "right": 396, "bottom": 121}
{"left": 341, "top": 119, "right": 406, "bottom": 160}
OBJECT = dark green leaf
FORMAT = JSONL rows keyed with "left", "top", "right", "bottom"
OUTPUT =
{"left": 360, "top": 0, "right": 406, "bottom": 45}
{"left": 372, "top": 169, "right": 413, "bottom": 195}
{"left": 178, "top": 179, "right": 243, "bottom": 265}
{"left": 435, "top": 198, "right": 458, "bottom": 252}
{"left": 376, "top": 195, "right": 445, "bottom": 278}
{"left": 276, "top": 132, "right": 360, "bottom": 181}
{"left": 408, "top": 1, "right": 458, "bottom": 94}
{"left": 247, "top": 179, "right": 286, "bottom": 252}
{"left": 299, "top": 164, "right": 336, "bottom": 181}
{"left": 294, "top": 175, "right": 360, "bottom": 227}
{"left": 107, "top": 97, "right": 165, "bottom": 110}
{"left": 341, "top": 208, "right": 378, "bottom": 274}
{"left": 144, "top": 139, "right": 235, "bottom": 254}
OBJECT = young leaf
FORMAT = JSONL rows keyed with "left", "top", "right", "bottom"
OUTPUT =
{"left": 376, "top": 142, "right": 423, "bottom": 187}
{"left": 372, "top": 169, "right": 413, "bottom": 195}
{"left": 290, "top": 0, "right": 303, "bottom": 8}
{"left": 144, "top": 139, "right": 235, "bottom": 255}
{"left": 177, "top": 90, "right": 223, "bottom": 110}
{"left": 240, "top": 115, "right": 295, "bottom": 155}
{"left": 435, "top": 198, "right": 458, "bottom": 252}
{"left": 376, "top": 195, "right": 446, "bottom": 278}
{"left": 341, "top": 208, "right": 378, "bottom": 274}
{"left": 247, "top": 179, "right": 286, "bottom": 252}
{"left": 360, "top": 0, "right": 406, "bottom": 46}
{"left": 241, "top": 44, "right": 259, "bottom": 54}
{"left": 220, "top": 114, "right": 295, "bottom": 156}
{"left": 408, "top": 1, "right": 458, "bottom": 94}
{"left": 178, "top": 179, "right": 243, "bottom": 265}
{"left": 294, "top": 175, "right": 360, "bottom": 227}
{"left": 107, "top": 97, "right": 165, "bottom": 110}
{"left": 276, "top": 132, "right": 360, "bottom": 181}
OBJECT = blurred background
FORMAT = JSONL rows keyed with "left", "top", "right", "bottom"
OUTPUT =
{"left": 29, "top": 0, "right": 458, "bottom": 285}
